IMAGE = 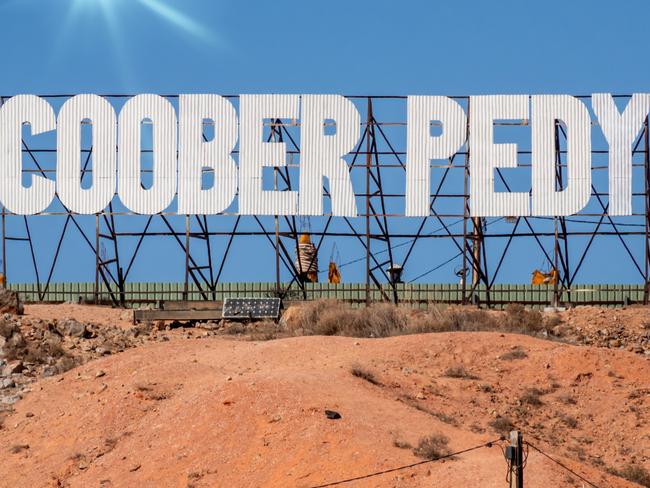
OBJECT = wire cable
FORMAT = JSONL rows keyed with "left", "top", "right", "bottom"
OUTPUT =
{"left": 526, "top": 441, "right": 602, "bottom": 488}
{"left": 408, "top": 251, "right": 463, "bottom": 282}
{"left": 309, "top": 439, "right": 500, "bottom": 488}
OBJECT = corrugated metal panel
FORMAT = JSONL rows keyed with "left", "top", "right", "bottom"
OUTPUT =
{"left": 406, "top": 96, "right": 467, "bottom": 217}
{"left": 177, "top": 94, "right": 238, "bottom": 214}
{"left": 531, "top": 95, "right": 591, "bottom": 216}
{"left": 592, "top": 93, "right": 650, "bottom": 216}
{"left": 0, "top": 95, "right": 56, "bottom": 214}
{"left": 117, "top": 94, "right": 177, "bottom": 214}
{"left": 239, "top": 94, "right": 299, "bottom": 215}
{"left": 299, "top": 94, "right": 359, "bottom": 217}
{"left": 57, "top": 94, "right": 117, "bottom": 214}
{"left": 469, "top": 95, "right": 528, "bottom": 217}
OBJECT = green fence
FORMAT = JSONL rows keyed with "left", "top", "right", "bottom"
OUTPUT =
{"left": 7, "top": 282, "right": 647, "bottom": 308}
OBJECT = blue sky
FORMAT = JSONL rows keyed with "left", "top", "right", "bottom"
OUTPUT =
{"left": 0, "top": 0, "right": 648, "bottom": 286}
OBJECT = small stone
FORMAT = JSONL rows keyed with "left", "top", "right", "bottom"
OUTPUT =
{"left": 59, "top": 319, "right": 87, "bottom": 338}
{"left": 95, "top": 370, "right": 106, "bottom": 378}
{"left": 129, "top": 463, "right": 141, "bottom": 472}
{"left": 226, "top": 376, "right": 233, "bottom": 381}
{"left": 42, "top": 366, "right": 58, "bottom": 378}
{"left": 325, "top": 410, "right": 341, "bottom": 420}
{"left": 416, "top": 392, "right": 426, "bottom": 400}
{"left": 25, "top": 412, "right": 34, "bottom": 418}
{"left": 2, "top": 360, "right": 24, "bottom": 376}
{"left": 1, "top": 378, "right": 15, "bottom": 389}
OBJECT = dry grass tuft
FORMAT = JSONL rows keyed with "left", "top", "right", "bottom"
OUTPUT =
{"left": 9, "top": 444, "right": 29, "bottom": 454}
{"left": 608, "top": 464, "right": 650, "bottom": 487}
{"left": 393, "top": 439, "right": 412, "bottom": 449}
{"left": 247, "top": 321, "right": 281, "bottom": 341}
{"left": 413, "top": 434, "right": 451, "bottom": 460}
{"left": 350, "top": 365, "right": 381, "bottom": 386}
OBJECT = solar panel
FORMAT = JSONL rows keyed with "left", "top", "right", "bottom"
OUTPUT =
{"left": 222, "top": 297, "right": 281, "bottom": 320}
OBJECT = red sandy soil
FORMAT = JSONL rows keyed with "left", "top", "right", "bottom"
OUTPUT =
{"left": 1, "top": 306, "right": 649, "bottom": 487}
{"left": 24, "top": 304, "right": 135, "bottom": 330}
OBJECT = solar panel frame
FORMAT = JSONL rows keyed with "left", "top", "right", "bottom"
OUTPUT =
{"left": 222, "top": 297, "right": 281, "bottom": 320}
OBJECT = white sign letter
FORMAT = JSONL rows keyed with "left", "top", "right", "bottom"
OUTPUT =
{"left": 178, "top": 95, "right": 238, "bottom": 214}
{"left": 300, "top": 95, "right": 359, "bottom": 216}
{"left": 57, "top": 94, "right": 117, "bottom": 214}
{"left": 406, "top": 96, "right": 466, "bottom": 217}
{"left": 0, "top": 95, "right": 55, "bottom": 215}
{"left": 592, "top": 93, "right": 650, "bottom": 216}
{"left": 239, "top": 94, "right": 298, "bottom": 215}
{"left": 470, "top": 95, "right": 529, "bottom": 217}
{"left": 118, "top": 94, "right": 177, "bottom": 214}
{"left": 532, "top": 95, "right": 591, "bottom": 216}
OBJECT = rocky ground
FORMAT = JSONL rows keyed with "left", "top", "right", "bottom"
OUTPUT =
{"left": 0, "top": 299, "right": 648, "bottom": 487}
{"left": 554, "top": 305, "right": 650, "bottom": 353}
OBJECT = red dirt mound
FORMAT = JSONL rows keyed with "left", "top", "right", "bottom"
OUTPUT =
{"left": 1, "top": 331, "right": 647, "bottom": 487}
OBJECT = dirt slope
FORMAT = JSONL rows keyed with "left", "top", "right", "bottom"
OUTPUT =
{"left": 1, "top": 330, "right": 647, "bottom": 487}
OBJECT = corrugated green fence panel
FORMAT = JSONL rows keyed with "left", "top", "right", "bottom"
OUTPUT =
{"left": 326, "top": 283, "right": 336, "bottom": 300}
{"left": 7, "top": 281, "right": 647, "bottom": 307}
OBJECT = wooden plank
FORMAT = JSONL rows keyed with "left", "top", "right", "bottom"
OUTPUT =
{"left": 133, "top": 309, "right": 222, "bottom": 322}
{"left": 163, "top": 300, "right": 223, "bottom": 311}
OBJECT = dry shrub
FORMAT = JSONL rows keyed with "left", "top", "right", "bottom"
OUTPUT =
{"left": 413, "top": 433, "right": 451, "bottom": 460}
{"left": 608, "top": 464, "right": 650, "bottom": 487}
{"left": 470, "top": 423, "right": 485, "bottom": 434}
{"left": 408, "top": 305, "right": 498, "bottom": 334}
{"left": 557, "top": 393, "right": 577, "bottom": 405}
{"left": 286, "top": 301, "right": 554, "bottom": 339}
{"left": 134, "top": 383, "right": 170, "bottom": 401}
{"left": 444, "top": 365, "right": 478, "bottom": 380}
{"left": 290, "top": 300, "right": 407, "bottom": 338}
{"left": 248, "top": 321, "right": 280, "bottom": 341}
{"left": 545, "top": 313, "right": 563, "bottom": 329}
{"left": 489, "top": 416, "right": 515, "bottom": 436}
{"left": 223, "top": 323, "right": 247, "bottom": 335}
{"left": 558, "top": 413, "right": 578, "bottom": 428}
{"left": 503, "top": 304, "right": 545, "bottom": 334}
{"left": 431, "top": 411, "right": 458, "bottom": 426}
{"left": 520, "top": 388, "right": 544, "bottom": 406}
{"left": 499, "top": 348, "right": 528, "bottom": 361}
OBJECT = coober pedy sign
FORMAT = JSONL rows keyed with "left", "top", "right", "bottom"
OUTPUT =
{"left": 0, "top": 93, "right": 646, "bottom": 218}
